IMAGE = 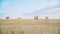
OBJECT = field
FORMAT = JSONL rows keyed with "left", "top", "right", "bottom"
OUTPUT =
{"left": 0, "top": 19, "right": 60, "bottom": 34}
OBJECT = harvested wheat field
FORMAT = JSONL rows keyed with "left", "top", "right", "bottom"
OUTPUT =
{"left": 0, "top": 18, "right": 60, "bottom": 34}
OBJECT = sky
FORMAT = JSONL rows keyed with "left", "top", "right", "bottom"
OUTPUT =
{"left": 0, "top": 0, "right": 60, "bottom": 19}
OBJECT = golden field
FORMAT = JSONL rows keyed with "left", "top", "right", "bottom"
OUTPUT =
{"left": 0, "top": 19, "right": 60, "bottom": 34}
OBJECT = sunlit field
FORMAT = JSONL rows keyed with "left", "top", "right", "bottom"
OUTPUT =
{"left": 0, "top": 19, "right": 60, "bottom": 34}
{"left": 1, "top": 0, "right": 60, "bottom": 34}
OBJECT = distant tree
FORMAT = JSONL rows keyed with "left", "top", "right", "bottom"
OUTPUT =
{"left": 6, "top": 17, "right": 9, "bottom": 19}
{"left": 17, "top": 17, "right": 21, "bottom": 19}
{"left": 45, "top": 16, "right": 48, "bottom": 19}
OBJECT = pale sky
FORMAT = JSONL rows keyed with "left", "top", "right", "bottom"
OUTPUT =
{"left": 0, "top": 0, "right": 60, "bottom": 19}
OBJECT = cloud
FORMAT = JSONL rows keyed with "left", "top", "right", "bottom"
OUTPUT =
{"left": 45, "top": 8, "right": 60, "bottom": 13}
{"left": 40, "top": 1, "right": 59, "bottom": 10}
{"left": 24, "top": 0, "right": 59, "bottom": 15}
